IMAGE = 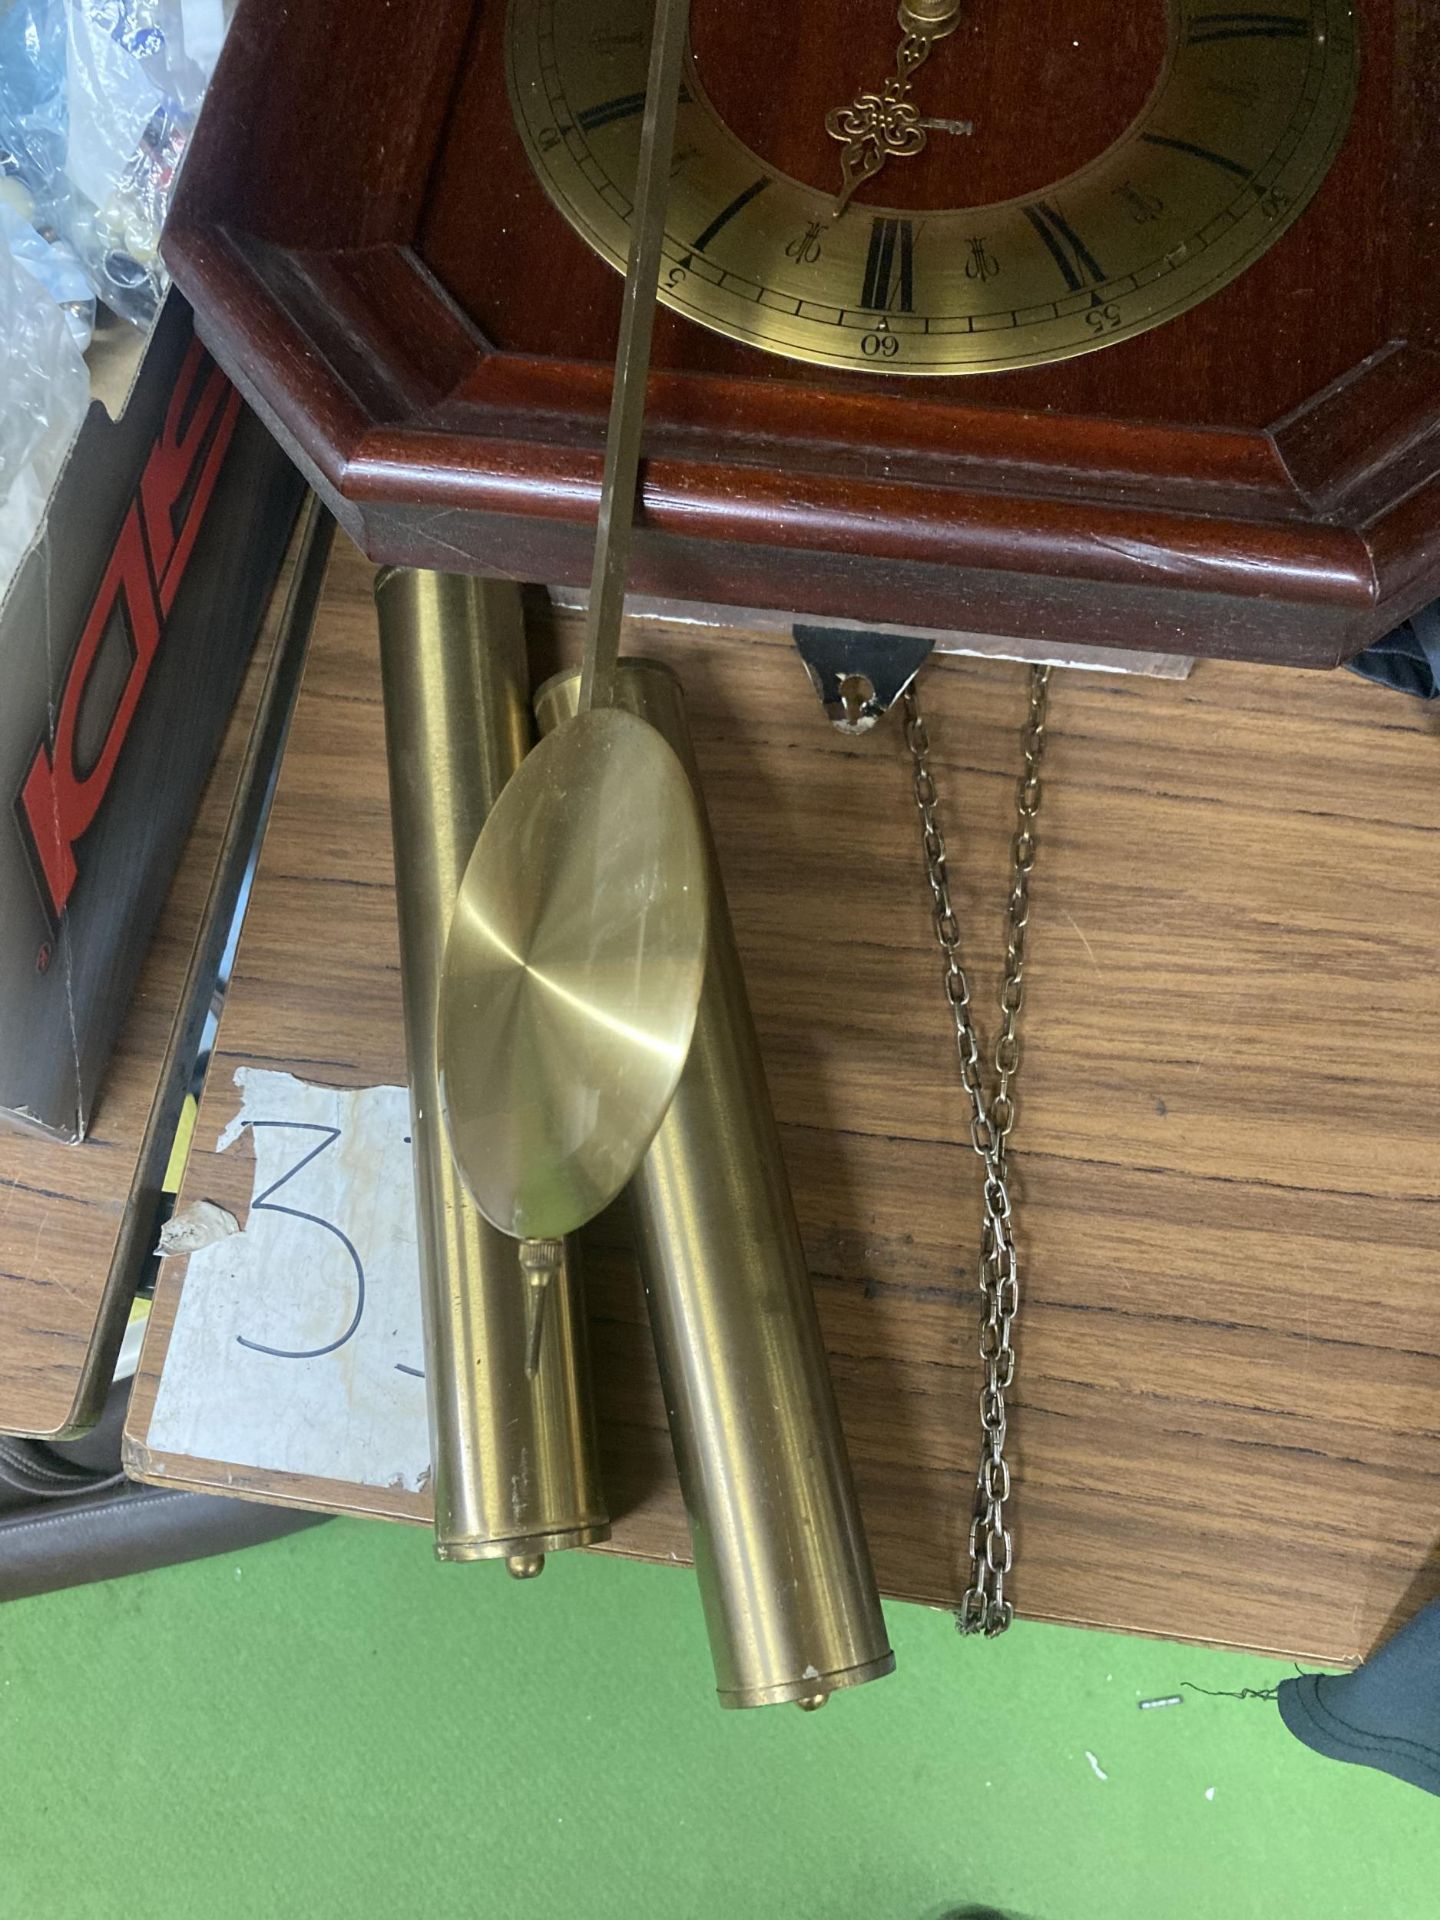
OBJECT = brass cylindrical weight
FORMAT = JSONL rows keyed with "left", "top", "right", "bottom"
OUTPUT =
{"left": 375, "top": 570, "right": 609, "bottom": 1569}
{"left": 536, "top": 660, "right": 893, "bottom": 1707}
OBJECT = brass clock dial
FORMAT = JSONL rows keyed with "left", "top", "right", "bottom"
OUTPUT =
{"left": 507, "top": 0, "right": 1357, "bottom": 374}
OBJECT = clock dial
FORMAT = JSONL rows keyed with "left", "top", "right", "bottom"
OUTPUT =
{"left": 507, "top": 0, "right": 1358, "bottom": 374}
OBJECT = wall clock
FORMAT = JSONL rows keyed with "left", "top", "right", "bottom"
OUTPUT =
{"left": 164, "top": 0, "right": 1440, "bottom": 667}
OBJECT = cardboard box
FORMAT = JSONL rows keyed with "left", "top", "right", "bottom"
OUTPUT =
{"left": 0, "top": 293, "right": 303, "bottom": 1140}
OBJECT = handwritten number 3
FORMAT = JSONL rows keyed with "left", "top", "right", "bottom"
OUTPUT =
{"left": 235, "top": 1122, "right": 366, "bottom": 1359}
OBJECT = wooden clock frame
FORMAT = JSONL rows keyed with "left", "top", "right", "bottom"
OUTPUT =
{"left": 164, "top": 0, "right": 1440, "bottom": 668}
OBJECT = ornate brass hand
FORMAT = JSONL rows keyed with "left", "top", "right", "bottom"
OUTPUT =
{"left": 825, "top": 0, "right": 963, "bottom": 215}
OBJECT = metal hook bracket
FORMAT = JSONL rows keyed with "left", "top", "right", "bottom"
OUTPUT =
{"left": 793, "top": 625, "right": 935, "bottom": 734}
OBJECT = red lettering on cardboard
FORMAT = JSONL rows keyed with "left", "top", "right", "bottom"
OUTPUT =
{"left": 140, "top": 338, "right": 242, "bottom": 614}
{"left": 19, "top": 506, "right": 161, "bottom": 916}
{"left": 18, "top": 343, "right": 242, "bottom": 921}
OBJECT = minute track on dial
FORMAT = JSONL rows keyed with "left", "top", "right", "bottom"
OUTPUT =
{"left": 507, "top": 0, "right": 1357, "bottom": 375}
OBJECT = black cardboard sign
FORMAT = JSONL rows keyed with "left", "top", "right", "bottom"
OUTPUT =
{"left": 0, "top": 294, "right": 304, "bottom": 1140}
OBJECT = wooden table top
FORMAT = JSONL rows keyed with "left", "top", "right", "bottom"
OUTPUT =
{"left": 127, "top": 535, "right": 1440, "bottom": 1664}
{"left": 0, "top": 540, "right": 297, "bottom": 1440}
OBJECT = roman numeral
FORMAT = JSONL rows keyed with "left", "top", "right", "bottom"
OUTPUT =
{"left": 860, "top": 217, "right": 915, "bottom": 313}
{"left": 1186, "top": 10, "right": 1308, "bottom": 43}
{"left": 692, "top": 177, "right": 770, "bottom": 253}
{"left": 576, "top": 91, "right": 647, "bottom": 133}
{"left": 1142, "top": 132, "right": 1252, "bottom": 180}
{"left": 1024, "top": 201, "right": 1105, "bottom": 292}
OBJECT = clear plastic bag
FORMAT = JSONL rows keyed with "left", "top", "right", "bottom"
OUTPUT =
{"left": 0, "top": 1, "right": 228, "bottom": 601}
{"left": 0, "top": 2, "right": 69, "bottom": 197}
{"left": 61, "top": 0, "right": 213, "bottom": 325}
{"left": 1, "top": 2, "right": 227, "bottom": 330}
{"left": 0, "top": 199, "right": 95, "bottom": 350}
{"left": 0, "top": 222, "right": 90, "bottom": 594}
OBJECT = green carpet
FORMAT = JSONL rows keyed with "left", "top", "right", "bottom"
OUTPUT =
{"left": 2, "top": 1520, "right": 1434, "bottom": 1918}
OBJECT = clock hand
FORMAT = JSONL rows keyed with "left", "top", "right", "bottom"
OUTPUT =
{"left": 825, "top": 0, "right": 963, "bottom": 216}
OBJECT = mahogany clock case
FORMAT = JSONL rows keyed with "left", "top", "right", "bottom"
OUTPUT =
{"left": 164, "top": 0, "right": 1440, "bottom": 668}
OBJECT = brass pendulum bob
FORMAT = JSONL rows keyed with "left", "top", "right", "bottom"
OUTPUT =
{"left": 437, "top": 702, "right": 708, "bottom": 1366}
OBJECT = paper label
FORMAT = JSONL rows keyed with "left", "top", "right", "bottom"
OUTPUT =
{"left": 147, "top": 1068, "right": 431, "bottom": 1493}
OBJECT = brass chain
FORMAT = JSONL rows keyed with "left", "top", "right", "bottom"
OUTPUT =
{"left": 901, "top": 665, "right": 1051, "bottom": 1636}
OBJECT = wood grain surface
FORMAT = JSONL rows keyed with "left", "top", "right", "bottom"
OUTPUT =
{"left": 0, "top": 544, "right": 295, "bottom": 1440}
{"left": 129, "top": 535, "right": 1440, "bottom": 1663}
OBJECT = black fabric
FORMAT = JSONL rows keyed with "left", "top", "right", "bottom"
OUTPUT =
{"left": 0, "top": 1376, "right": 135, "bottom": 1521}
{"left": 1278, "top": 1598, "right": 1440, "bottom": 1795}
{"left": 0, "top": 1482, "right": 327, "bottom": 1603}
{"left": 0, "top": 1376, "right": 326, "bottom": 1601}
{"left": 1347, "top": 603, "right": 1440, "bottom": 700}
